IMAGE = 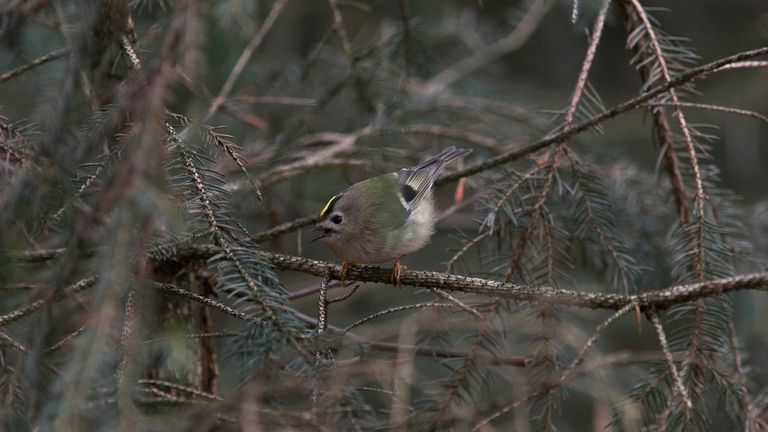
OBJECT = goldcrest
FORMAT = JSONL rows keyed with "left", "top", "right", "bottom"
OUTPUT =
{"left": 313, "top": 147, "right": 472, "bottom": 283}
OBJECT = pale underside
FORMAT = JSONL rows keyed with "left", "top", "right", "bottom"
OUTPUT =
{"left": 322, "top": 195, "right": 435, "bottom": 264}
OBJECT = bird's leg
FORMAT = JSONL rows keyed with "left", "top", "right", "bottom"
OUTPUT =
{"left": 391, "top": 257, "right": 403, "bottom": 285}
{"left": 339, "top": 262, "right": 352, "bottom": 282}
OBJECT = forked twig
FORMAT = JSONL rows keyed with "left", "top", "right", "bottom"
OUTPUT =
{"left": 649, "top": 311, "right": 692, "bottom": 410}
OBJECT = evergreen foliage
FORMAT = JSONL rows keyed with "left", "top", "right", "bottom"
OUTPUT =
{"left": 1, "top": 0, "right": 767, "bottom": 430}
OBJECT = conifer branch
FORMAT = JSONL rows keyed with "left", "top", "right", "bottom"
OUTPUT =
{"left": 650, "top": 311, "right": 693, "bottom": 411}
{"left": 10, "top": 247, "right": 768, "bottom": 312}
{"left": 240, "top": 46, "right": 768, "bottom": 242}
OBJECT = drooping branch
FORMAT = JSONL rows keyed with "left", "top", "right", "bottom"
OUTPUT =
{"left": 619, "top": 0, "right": 688, "bottom": 222}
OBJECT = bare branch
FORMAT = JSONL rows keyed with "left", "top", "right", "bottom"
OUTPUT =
{"left": 0, "top": 47, "right": 70, "bottom": 83}
{"left": 216, "top": 47, "right": 768, "bottom": 244}
{"left": 203, "top": 0, "right": 289, "bottom": 121}
{"left": 421, "top": 0, "right": 552, "bottom": 96}
{"left": 343, "top": 302, "right": 460, "bottom": 333}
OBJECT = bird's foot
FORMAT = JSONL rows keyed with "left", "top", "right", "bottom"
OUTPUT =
{"left": 391, "top": 258, "right": 403, "bottom": 285}
{"left": 339, "top": 262, "right": 352, "bottom": 282}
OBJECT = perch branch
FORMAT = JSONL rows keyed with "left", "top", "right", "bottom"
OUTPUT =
{"left": 148, "top": 246, "right": 768, "bottom": 312}
{"left": 10, "top": 247, "right": 768, "bottom": 312}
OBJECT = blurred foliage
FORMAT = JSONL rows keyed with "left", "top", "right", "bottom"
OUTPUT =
{"left": 1, "top": 0, "right": 767, "bottom": 430}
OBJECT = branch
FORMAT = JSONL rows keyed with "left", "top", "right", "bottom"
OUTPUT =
{"left": 151, "top": 245, "right": 768, "bottom": 312}
{"left": 471, "top": 302, "right": 636, "bottom": 430}
{"left": 650, "top": 311, "right": 692, "bottom": 410}
{"left": 0, "top": 47, "right": 70, "bottom": 83}
{"left": 420, "top": 0, "right": 552, "bottom": 95}
{"left": 10, "top": 246, "right": 768, "bottom": 312}
{"left": 647, "top": 101, "right": 768, "bottom": 125}
{"left": 0, "top": 277, "right": 98, "bottom": 327}
{"left": 355, "top": 340, "right": 528, "bottom": 367}
{"left": 203, "top": 0, "right": 288, "bottom": 121}
{"left": 156, "top": 275, "right": 528, "bottom": 367}
{"left": 436, "top": 46, "right": 768, "bottom": 185}
{"left": 218, "top": 47, "right": 768, "bottom": 243}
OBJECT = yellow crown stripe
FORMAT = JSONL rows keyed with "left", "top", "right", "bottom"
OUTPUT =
{"left": 320, "top": 195, "right": 340, "bottom": 216}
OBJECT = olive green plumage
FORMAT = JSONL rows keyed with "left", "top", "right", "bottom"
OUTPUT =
{"left": 314, "top": 147, "right": 472, "bottom": 265}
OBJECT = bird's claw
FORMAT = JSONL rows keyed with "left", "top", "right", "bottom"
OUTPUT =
{"left": 391, "top": 259, "right": 403, "bottom": 285}
{"left": 339, "top": 262, "right": 351, "bottom": 282}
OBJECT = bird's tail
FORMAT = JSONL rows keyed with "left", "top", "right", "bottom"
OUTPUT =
{"left": 399, "top": 147, "right": 472, "bottom": 209}
{"left": 415, "top": 146, "right": 472, "bottom": 173}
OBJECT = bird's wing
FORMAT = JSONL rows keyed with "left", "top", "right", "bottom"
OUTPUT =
{"left": 353, "top": 173, "right": 410, "bottom": 231}
{"left": 397, "top": 146, "right": 472, "bottom": 212}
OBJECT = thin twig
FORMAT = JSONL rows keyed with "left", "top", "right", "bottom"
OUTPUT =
{"left": 288, "top": 307, "right": 528, "bottom": 367}
{"left": 155, "top": 283, "right": 247, "bottom": 320}
{"left": 565, "top": 0, "right": 611, "bottom": 129}
{"left": 45, "top": 326, "right": 86, "bottom": 353}
{"left": 728, "top": 319, "right": 756, "bottom": 429}
{"left": 327, "top": 284, "right": 360, "bottom": 304}
{"left": 421, "top": 0, "right": 552, "bottom": 95}
{"left": 0, "top": 48, "right": 71, "bottom": 83}
{"left": 142, "top": 331, "right": 240, "bottom": 344}
{"left": 343, "top": 302, "right": 458, "bottom": 333}
{"left": 138, "top": 379, "right": 224, "bottom": 401}
{"left": 327, "top": 0, "right": 354, "bottom": 68}
{"left": 471, "top": 301, "right": 636, "bottom": 430}
{"left": 629, "top": 0, "right": 705, "bottom": 218}
{"left": 713, "top": 60, "right": 768, "bottom": 72}
{"left": 647, "top": 101, "right": 768, "bottom": 125}
{"left": 355, "top": 339, "right": 528, "bottom": 367}
{"left": 650, "top": 311, "right": 692, "bottom": 410}
{"left": 203, "top": 0, "right": 289, "bottom": 121}
{"left": 235, "top": 95, "right": 317, "bottom": 106}
{"left": 289, "top": 279, "right": 345, "bottom": 300}
{"left": 426, "top": 287, "right": 481, "bottom": 318}
{"left": 116, "top": 285, "right": 137, "bottom": 383}
{"left": 0, "top": 277, "right": 98, "bottom": 327}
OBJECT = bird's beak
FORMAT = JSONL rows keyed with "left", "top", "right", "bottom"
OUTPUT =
{"left": 310, "top": 226, "right": 326, "bottom": 243}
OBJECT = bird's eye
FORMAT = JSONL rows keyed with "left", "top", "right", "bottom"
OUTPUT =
{"left": 331, "top": 214, "right": 343, "bottom": 224}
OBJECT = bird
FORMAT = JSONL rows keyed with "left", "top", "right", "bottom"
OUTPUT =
{"left": 313, "top": 147, "right": 472, "bottom": 284}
